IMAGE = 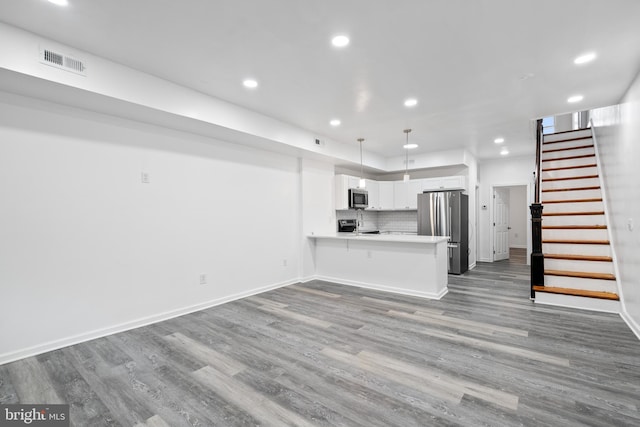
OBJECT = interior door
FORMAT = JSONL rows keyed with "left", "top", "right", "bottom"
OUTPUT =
{"left": 493, "top": 188, "right": 510, "bottom": 261}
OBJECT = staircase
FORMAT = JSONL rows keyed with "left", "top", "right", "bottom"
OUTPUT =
{"left": 533, "top": 128, "right": 620, "bottom": 311}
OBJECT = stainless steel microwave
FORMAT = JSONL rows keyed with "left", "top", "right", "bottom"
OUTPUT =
{"left": 348, "top": 188, "right": 368, "bottom": 209}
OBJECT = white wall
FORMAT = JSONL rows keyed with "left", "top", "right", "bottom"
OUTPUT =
{"left": 300, "top": 158, "right": 336, "bottom": 280}
{"left": 478, "top": 156, "right": 534, "bottom": 262}
{"left": 508, "top": 186, "right": 528, "bottom": 248}
{"left": 592, "top": 70, "right": 640, "bottom": 337}
{"left": 0, "top": 93, "right": 305, "bottom": 363}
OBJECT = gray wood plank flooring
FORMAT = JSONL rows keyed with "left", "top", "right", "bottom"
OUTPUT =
{"left": 2, "top": 258, "right": 639, "bottom": 426}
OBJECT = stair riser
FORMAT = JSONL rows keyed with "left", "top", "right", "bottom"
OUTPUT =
{"left": 542, "top": 201, "right": 604, "bottom": 213}
{"left": 534, "top": 292, "right": 620, "bottom": 313}
{"left": 541, "top": 177, "right": 600, "bottom": 190}
{"left": 542, "top": 228, "right": 609, "bottom": 240}
{"left": 542, "top": 214, "right": 606, "bottom": 226}
{"left": 542, "top": 189, "right": 602, "bottom": 202}
{"left": 544, "top": 259, "right": 615, "bottom": 275}
{"left": 542, "top": 166, "right": 598, "bottom": 180}
{"left": 542, "top": 156, "right": 596, "bottom": 170}
{"left": 541, "top": 146, "right": 595, "bottom": 160}
{"left": 544, "top": 275, "right": 618, "bottom": 293}
{"left": 543, "top": 138, "right": 592, "bottom": 150}
{"left": 543, "top": 129, "right": 592, "bottom": 142}
{"left": 542, "top": 243, "right": 611, "bottom": 257}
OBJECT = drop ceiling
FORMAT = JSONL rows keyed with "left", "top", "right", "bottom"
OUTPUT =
{"left": 1, "top": 0, "right": 639, "bottom": 160}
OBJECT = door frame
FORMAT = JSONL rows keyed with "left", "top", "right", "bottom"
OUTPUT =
{"left": 489, "top": 182, "right": 532, "bottom": 265}
{"left": 493, "top": 187, "right": 511, "bottom": 261}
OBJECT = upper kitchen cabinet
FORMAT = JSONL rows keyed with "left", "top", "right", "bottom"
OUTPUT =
{"left": 393, "top": 180, "right": 423, "bottom": 210}
{"left": 334, "top": 174, "right": 361, "bottom": 210}
{"left": 377, "top": 181, "right": 394, "bottom": 210}
{"left": 364, "top": 179, "right": 379, "bottom": 210}
{"left": 423, "top": 176, "right": 467, "bottom": 192}
{"left": 335, "top": 174, "right": 466, "bottom": 211}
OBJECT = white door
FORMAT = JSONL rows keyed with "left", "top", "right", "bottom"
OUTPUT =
{"left": 494, "top": 188, "right": 510, "bottom": 261}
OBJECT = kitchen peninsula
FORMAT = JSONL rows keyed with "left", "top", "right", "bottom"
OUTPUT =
{"left": 308, "top": 233, "right": 449, "bottom": 299}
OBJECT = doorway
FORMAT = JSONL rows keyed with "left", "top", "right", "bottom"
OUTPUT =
{"left": 492, "top": 184, "right": 530, "bottom": 264}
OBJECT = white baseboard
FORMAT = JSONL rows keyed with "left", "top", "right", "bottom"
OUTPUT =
{"left": 477, "top": 257, "right": 492, "bottom": 263}
{"left": 534, "top": 292, "right": 621, "bottom": 314}
{"left": 0, "top": 279, "right": 298, "bottom": 366}
{"left": 510, "top": 245, "right": 527, "bottom": 249}
{"left": 621, "top": 310, "right": 640, "bottom": 341}
{"left": 314, "top": 275, "right": 448, "bottom": 300}
{"left": 468, "top": 262, "right": 477, "bottom": 270}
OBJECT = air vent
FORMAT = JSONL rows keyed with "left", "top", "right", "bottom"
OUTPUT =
{"left": 39, "top": 47, "right": 86, "bottom": 76}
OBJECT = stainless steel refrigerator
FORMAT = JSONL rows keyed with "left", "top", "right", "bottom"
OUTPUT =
{"left": 417, "top": 191, "right": 468, "bottom": 274}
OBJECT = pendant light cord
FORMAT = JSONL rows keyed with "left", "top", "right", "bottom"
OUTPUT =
{"left": 404, "top": 129, "right": 411, "bottom": 179}
{"left": 358, "top": 138, "right": 364, "bottom": 182}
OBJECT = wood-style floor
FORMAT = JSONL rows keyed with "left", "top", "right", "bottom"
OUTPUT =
{"left": 2, "top": 255, "right": 639, "bottom": 426}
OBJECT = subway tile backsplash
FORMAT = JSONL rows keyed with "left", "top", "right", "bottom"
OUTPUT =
{"left": 336, "top": 210, "right": 418, "bottom": 233}
{"left": 336, "top": 210, "right": 378, "bottom": 231}
{"left": 378, "top": 211, "right": 418, "bottom": 233}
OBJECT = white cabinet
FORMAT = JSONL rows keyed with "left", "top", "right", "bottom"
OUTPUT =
{"left": 335, "top": 174, "right": 466, "bottom": 211}
{"left": 393, "top": 180, "right": 423, "bottom": 209}
{"left": 364, "top": 179, "right": 379, "bottom": 210}
{"left": 335, "top": 174, "right": 362, "bottom": 210}
{"left": 378, "top": 181, "right": 395, "bottom": 210}
{"left": 423, "top": 176, "right": 466, "bottom": 191}
{"left": 393, "top": 181, "right": 409, "bottom": 209}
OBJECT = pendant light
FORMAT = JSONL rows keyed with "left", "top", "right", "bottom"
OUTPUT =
{"left": 358, "top": 138, "right": 366, "bottom": 188}
{"left": 403, "top": 129, "right": 412, "bottom": 182}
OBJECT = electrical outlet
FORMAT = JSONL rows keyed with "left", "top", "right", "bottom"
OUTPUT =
{"left": 141, "top": 172, "right": 150, "bottom": 184}
{"left": 283, "top": 259, "right": 287, "bottom": 267}
{"left": 199, "top": 274, "right": 207, "bottom": 285}
{"left": 367, "top": 250, "right": 372, "bottom": 259}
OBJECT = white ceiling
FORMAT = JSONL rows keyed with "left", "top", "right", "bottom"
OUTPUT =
{"left": 1, "top": 0, "right": 640, "bottom": 160}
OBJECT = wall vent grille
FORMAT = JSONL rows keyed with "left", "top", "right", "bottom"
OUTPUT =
{"left": 40, "top": 47, "right": 86, "bottom": 76}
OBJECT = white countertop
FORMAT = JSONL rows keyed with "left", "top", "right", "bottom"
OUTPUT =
{"left": 309, "top": 233, "right": 448, "bottom": 244}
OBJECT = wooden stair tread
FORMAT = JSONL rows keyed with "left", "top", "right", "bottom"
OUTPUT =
{"left": 545, "top": 269, "right": 616, "bottom": 280}
{"left": 542, "top": 153, "right": 595, "bottom": 162}
{"left": 542, "top": 198, "right": 602, "bottom": 204}
{"left": 543, "top": 136, "right": 592, "bottom": 144}
{"left": 544, "top": 254, "right": 612, "bottom": 262}
{"left": 542, "top": 164, "right": 596, "bottom": 172}
{"left": 542, "top": 175, "right": 599, "bottom": 182}
{"left": 546, "top": 129, "right": 591, "bottom": 136}
{"left": 543, "top": 239, "right": 610, "bottom": 245}
{"left": 532, "top": 285, "right": 619, "bottom": 300}
{"left": 542, "top": 186, "right": 600, "bottom": 192}
{"left": 542, "top": 225, "right": 606, "bottom": 229}
{"left": 542, "top": 144, "right": 594, "bottom": 154}
{"left": 543, "top": 211, "right": 604, "bottom": 216}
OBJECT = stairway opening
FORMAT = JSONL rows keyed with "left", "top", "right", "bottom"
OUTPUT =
{"left": 532, "top": 126, "right": 621, "bottom": 312}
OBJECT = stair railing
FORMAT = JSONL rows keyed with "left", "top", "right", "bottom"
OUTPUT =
{"left": 530, "top": 118, "right": 544, "bottom": 298}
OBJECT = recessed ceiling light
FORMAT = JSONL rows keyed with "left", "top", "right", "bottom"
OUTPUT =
{"left": 404, "top": 98, "right": 418, "bottom": 107}
{"left": 574, "top": 52, "right": 596, "bottom": 65}
{"left": 500, "top": 148, "right": 509, "bottom": 156}
{"left": 243, "top": 79, "right": 258, "bottom": 89}
{"left": 331, "top": 35, "right": 350, "bottom": 48}
{"left": 494, "top": 137, "right": 505, "bottom": 144}
{"left": 567, "top": 95, "right": 584, "bottom": 103}
{"left": 403, "top": 144, "right": 419, "bottom": 149}
{"left": 47, "top": 0, "right": 68, "bottom": 5}
{"left": 329, "top": 119, "right": 341, "bottom": 126}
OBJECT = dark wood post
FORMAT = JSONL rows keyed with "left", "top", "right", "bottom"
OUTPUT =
{"left": 530, "top": 203, "right": 544, "bottom": 298}
{"left": 531, "top": 118, "right": 544, "bottom": 299}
